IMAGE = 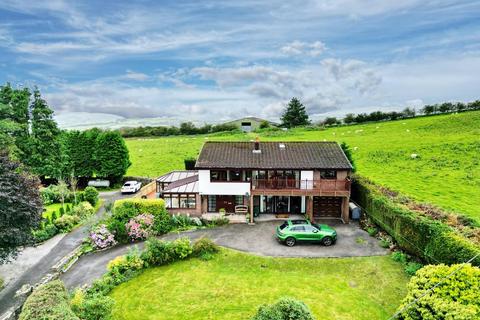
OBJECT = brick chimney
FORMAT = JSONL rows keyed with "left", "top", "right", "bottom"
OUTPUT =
{"left": 253, "top": 136, "right": 261, "bottom": 154}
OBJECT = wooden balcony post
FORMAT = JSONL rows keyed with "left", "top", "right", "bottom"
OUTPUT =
{"left": 306, "top": 196, "right": 313, "bottom": 222}
{"left": 249, "top": 194, "right": 254, "bottom": 224}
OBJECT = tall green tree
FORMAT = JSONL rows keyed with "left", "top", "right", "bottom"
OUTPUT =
{"left": 0, "top": 84, "right": 31, "bottom": 157}
{"left": 24, "top": 89, "right": 62, "bottom": 179}
{"left": 95, "top": 131, "right": 131, "bottom": 182}
{"left": 61, "top": 129, "right": 99, "bottom": 178}
{"left": 281, "top": 97, "right": 310, "bottom": 128}
{"left": 0, "top": 152, "right": 43, "bottom": 263}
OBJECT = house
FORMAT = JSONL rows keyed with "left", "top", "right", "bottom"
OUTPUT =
{"left": 222, "top": 117, "right": 278, "bottom": 132}
{"left": 157, "top": 141, "right": 353, "bottom": 223}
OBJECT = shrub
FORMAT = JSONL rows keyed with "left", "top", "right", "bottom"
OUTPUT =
{"left": 72, "top": 201, "right": 95, "bottom": 219}
{"left": 19, "top": 280, "right": 79, "bottom": 320}
{"left": 172, "top": 214, "right": 195, "bottom": 229}
{"left": 126, "top": 214, "right": 154, "bottom": 241}
{"left": 90, "top": 224, "right": 116, "bottom": 249}
{"left": 391, "top": 251, "right": 408, "bottom": 264}
{"left": 54, "top": 215, "right": 81, "bottom": 232}
{"left": 84, "top": 186, "right": 99, "bottom": 206}
{"left": 251, "top": 297, "right": 316, "bottom": 320}
{"left": 367, "top": 227, "right": 378, "bottom": 237}
{"left": 66, "top": 204, "right": 71, "bottom": 213}
{"left": 33, "top": 224, "right": 58, "bottom": 242}
{"left": 404, "top": 262, "right": 423, "bottom": 276}
{"left": 379, "top": 239, "right": 391, "bottom": 248}
{"left": 51, "top": 211, "right": 58, "bottom": 221}
{"left": 104, "top": 201, "right": 114, "bottom": 213}
{"left": 193, "top": 237, "right": 219, "bottom": 258}
{"left": 107, "top": 248, "right": 144, "bottom": 278}
{"left": 111, "top": 199, "right": 172, "bottom": 240}
{"left": 70, "top": 289, "right": 114, "bottom": 320}
{"left": 140, "top": 237, "right": 192, "bottom": 266}
{"left": 59, "top": 206, "right": 65, "bottom": 216}
{"left": 395, "top": 264, "right": 480, "bottom": 319}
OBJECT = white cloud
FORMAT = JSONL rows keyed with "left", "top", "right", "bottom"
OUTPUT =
{"left": 281, "top": 40, "right": 326, "bottom": 57}
{"left": 123, "top": 70, "right": 149, "bottom": 81}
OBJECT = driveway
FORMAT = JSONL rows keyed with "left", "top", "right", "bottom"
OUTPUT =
{"left": 0, "top": 191, "right": 129, "bottom": 315}
{"left": 61, "top": 220, "right": 387, "bottom": 289}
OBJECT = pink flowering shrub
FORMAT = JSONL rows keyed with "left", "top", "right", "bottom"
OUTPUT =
{"left": 90, "top": 224, "right": 116, "bottom": 249}
{"left": 126, "top": 213, "right": 154, "bottom": 241}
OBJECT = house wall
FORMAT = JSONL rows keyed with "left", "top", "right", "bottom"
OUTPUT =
{"left": 164, "top": 194, "right": 202, "bottom": 217}
{"left": 198, "top": 170, "right": 251, "bottom": 195}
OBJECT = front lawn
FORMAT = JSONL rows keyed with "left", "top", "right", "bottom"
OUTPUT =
{"left": 110, "top": 249, "right": 408, "bottom": 320}
{"left": 43, "top": 203, "right": 72, "bottom": 219}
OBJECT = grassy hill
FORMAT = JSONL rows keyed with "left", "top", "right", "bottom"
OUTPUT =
{"left": 126, "top": 111, "right": 480, "bottom": 220}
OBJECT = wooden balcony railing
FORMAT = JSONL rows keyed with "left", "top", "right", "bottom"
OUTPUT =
{"left": 251, "top": 179, "right": 351, "bottom": 192}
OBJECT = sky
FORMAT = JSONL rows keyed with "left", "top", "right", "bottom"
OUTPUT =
{"left": 1, "top": 0, "right": 480, "bottom": 129}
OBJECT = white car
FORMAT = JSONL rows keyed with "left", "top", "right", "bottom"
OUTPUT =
{"left": 121, "top": 181, "right": 142, "bottom": 194}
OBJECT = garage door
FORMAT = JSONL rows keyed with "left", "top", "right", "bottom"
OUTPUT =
{"left": 313, "top": 197, "right": 342, "bottom": 218}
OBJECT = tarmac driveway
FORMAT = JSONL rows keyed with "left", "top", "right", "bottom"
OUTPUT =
{"left": 62, "top": 220, "right": 387, "bottom": 289}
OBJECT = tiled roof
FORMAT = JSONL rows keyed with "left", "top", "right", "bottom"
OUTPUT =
{"left": 162, "top": 174, "right": 198, "bottom": 193}
{"left": 195, "top": 141, "right": 352, "bottom": 170}
{"left": 156, "top": 170, "right": 197, "bottom": 183}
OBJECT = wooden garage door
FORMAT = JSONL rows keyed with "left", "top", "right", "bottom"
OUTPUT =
{"left": 313, "top": 197, "right": 342, "bottom": 218}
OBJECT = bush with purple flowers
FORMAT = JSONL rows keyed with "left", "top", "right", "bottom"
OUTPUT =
{"left": 90, "top": 224, "right": 116, "bottom": 249}
{"left": 126, "top": 214, "right": 154, "bottom": 241}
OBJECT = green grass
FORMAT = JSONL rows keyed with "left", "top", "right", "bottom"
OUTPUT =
{"left": 125, "top": 111, "right": 480, "bottom": 220}
{"left": 109, "top": 249, "right": 408, "bottom": 320}
{"left": 43, "top": 203, "right": 72, "bottom": 219}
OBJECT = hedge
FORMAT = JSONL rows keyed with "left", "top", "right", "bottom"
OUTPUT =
{"left": 352, "top": 177, "right": 480, "bottom": 266}
{"left": 395, "top": 264, "right": 480, "bottom": 319}
{"left": 19, "top": 280, "right": 79, "bottom": 320}
{"left": 113, "top": 198, "right": 166, "bottom": 216}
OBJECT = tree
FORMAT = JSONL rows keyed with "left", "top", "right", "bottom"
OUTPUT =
{"left": 322, "top": 117, "right": 340, "bottom": 126}
{"left": 23, "top": 89, "right": 61, "bottom": 179}
{"left": 395, "top": 264, "right": 480, "bottom": 320}
{"left": 259, "top": 120, "right": 270, "bottom": 129}
{"left": 401, "top": 107, "right": 416, "bottom": 118}
{"left": 421, "top": 105, "right": 435, "bottom": 115}
{"left": 343, "top": 113, "right": 356, "bottom": 124}
{"left": 61, "top": 129, "right": 99, "bottom": 178}
{"left": 0, "top": 152, "right": 43, "bottom": 263}
{"left": 57, "top": 179, "right": 69, "bottom": 211}
{"left": 0, "top": 84, "right": 31, "bottom": 157}
{"left": 95, "top": 131, "right": 131, "bottom": 182}
{"left": 280, "top": 98, "right": 310, "bottom": 128}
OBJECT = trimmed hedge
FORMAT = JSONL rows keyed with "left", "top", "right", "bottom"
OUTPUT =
{"left": 353, "top": 177, "right": 480, "bottom": 266}
{"left": 396, "top": 264, "right": 480, "bottom": 319}
{"left": 19, "top": 280, "right": 79, "bottom": 320}
{"left": 113, "top": 198, "right": 166, "bottom": 215}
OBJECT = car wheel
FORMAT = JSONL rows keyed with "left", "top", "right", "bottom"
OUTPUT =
{"left": 322, "top": 236, "right": 333, "bottom": 246}
{"left": 285, "top": 237, "right": 296, "bottom": 247}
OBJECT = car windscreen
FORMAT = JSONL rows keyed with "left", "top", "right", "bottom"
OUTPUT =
{"left": 279, "top": 222, "right": 289, "bottom": 230}
{"left": 123, "top": 183, "right": 131, "bottom": 186}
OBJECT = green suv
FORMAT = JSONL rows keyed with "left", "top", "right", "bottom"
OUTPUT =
{"left": 276, "top": 219, "right": 337, "bottom": 247}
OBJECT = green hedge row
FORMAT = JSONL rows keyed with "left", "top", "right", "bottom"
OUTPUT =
{"left": 352, "top": 177, "right": 480, "bottom": 266}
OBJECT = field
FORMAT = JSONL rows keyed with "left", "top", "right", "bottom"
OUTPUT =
{"left": 126, "top": 111, "right": 480, "bottom": 220}
{"left": 110, "top": 249, "right": 408, "bottom": 320}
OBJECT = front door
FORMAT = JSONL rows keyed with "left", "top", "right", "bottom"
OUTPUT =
{"left": 216, "top": 195, "right": 235, "bottom": 213}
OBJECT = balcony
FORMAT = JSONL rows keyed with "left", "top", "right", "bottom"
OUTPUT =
{"left": 251, "top": 179, "right": 351, "bottom": 196}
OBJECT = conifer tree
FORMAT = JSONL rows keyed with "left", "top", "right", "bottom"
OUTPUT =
{"left": 280, "top": 97, "right": 310, "bottom": 128}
